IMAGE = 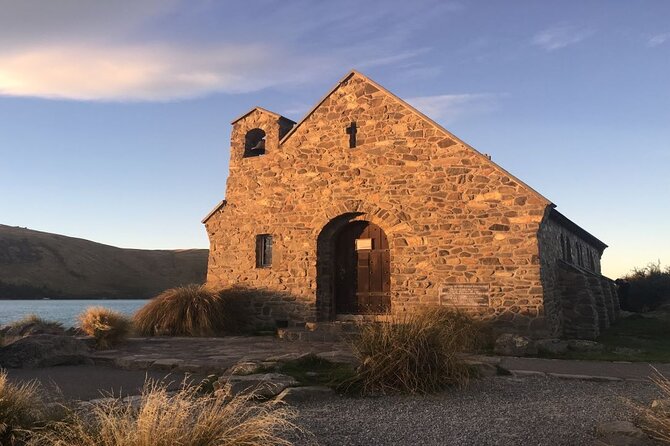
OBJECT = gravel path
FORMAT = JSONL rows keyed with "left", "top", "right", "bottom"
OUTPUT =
{"left": 292, "top": 376, "right": 659, "bottom": 446}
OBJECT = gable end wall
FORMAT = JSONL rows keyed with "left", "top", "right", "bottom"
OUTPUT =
{"left": 206, "top": 75, "right": 555, "bottom": 335}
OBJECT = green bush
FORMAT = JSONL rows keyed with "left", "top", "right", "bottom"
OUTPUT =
{"left": 134, "top": 285, "right": 241, "bottom": 337}
{"left": 621, "top": 261, "right": 670, "bottom": 312}
{"left": 78, "top": 307, "right": 133, "bottom": 349}
{"left": 351, "top": 307, "right": 481, "bottom": 394}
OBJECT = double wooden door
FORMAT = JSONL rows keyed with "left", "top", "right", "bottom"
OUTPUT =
{"left": 334, "top": 221, "right": 390, "bottom": 314}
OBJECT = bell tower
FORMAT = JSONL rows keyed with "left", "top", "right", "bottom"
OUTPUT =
{"left": 229, "top": 107, "right": 295, "bottom": 163}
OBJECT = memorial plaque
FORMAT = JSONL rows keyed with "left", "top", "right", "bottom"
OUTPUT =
{"left": 440, "top": 284, "right": 490, "bottom": 307}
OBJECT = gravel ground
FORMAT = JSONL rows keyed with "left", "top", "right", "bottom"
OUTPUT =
{"left": 291, "top": 376, "right": 659, "bottom": 446}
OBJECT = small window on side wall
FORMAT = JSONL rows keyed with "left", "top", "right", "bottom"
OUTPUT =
{"left": 244, "top": 128, "right": 266, "bottom": 158}
{"left": 256, "top": 234, "right": 273, "bottom": 268}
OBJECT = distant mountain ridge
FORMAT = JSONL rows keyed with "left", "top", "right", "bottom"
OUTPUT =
{"left": 0, "top": 225, "right": 208, "bottom": 299}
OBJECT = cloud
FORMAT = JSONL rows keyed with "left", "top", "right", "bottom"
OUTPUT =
{"left": 0, "top": 0, "right": 455, "bottom": 101}
{"left": 405, "top": 93, "right": 502, "bottom": 123}
{"left": 0, "top": 43, "right": 340, "bottom": 101}
{"left": 532, "top": 25, "right": 594, "bottom": 51}
{"left": 648, "top": 33, "right": 670, "bottom": 47}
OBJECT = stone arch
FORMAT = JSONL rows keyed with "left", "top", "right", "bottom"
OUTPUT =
{"left": 243, "top": 128, "right": 266, "bottom": 157}
{"left": 315, "top": 205, "right": 400, "bottom": 321}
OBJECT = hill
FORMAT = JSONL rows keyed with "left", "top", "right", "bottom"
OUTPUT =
{"left": 0, "top": 225, "right": 208, "bottom": 299}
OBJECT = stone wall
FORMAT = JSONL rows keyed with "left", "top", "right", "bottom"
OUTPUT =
{"left": 537, "top": 216, "right": 618, "bottom": 339}
{"left": 205, "top": 72, "right": 582, "bottom": 335}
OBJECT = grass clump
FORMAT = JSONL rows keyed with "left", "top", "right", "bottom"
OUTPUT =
{"left": 78, "top": 307, "right": 133, "bottom": 349}
{"left": 31, "top": 381, "right": 299, "bottom": 446}
{"left": 5, "top": 314, "right": 63, "bottom": 337}
{"left": 636, "top": 372, "right": 670, "bottom": 444}
{"left": 134, "top": 284, "right": 236, "bottom": 337}
{"left": 0, "top": 370, "right": 48, "bottom": 445}
{"left": 351, "top": 307, "right": 481, "bottom": 394}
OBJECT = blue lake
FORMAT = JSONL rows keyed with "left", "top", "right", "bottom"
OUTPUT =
{"left": 0, "top": 299, "right": 149, "bottom": 328}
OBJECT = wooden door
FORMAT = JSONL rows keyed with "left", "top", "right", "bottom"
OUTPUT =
{"left": 334, "top": 221, "right": 390, "bottom": 314}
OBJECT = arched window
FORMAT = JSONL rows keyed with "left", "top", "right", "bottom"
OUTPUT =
{"left": 244, "top": 128, "right": 266, "bottom": 157}
{"left": 560, "top": 234, "right": 566, "bottom": 260}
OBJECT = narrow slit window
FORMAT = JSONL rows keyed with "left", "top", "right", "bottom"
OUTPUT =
{"left": 346, "top": 122, "right": 357, "bottom": 148}
{"left": 255, "top": 234, "right": 273, "bottom": 268}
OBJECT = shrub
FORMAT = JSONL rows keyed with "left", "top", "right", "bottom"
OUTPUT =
{"left": 30, "top": 380, "right": 299, "bottom": 446}
{"left": 0, "top": 370, "right": 47, "bottom": 445}
{"left": 636, "top": 371, "right": 670, "bottom": 443}
{"left": 350, "top": 307, "right": 481, "bottom": 394}
{"left": 620, "top": 262, "right": 670, "bottom": 312}
{"left": 134, "top": 285, "right": 236, "bottom": 337}
{"left": 5, "top": 314, "right": 64, "bottom": 337}
{"left": 78, "top": 307, "right": 133, "bottom": 349}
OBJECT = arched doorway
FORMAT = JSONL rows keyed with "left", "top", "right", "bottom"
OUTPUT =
{"left": 333, "top": 221, "right": 390, "bottom": 314}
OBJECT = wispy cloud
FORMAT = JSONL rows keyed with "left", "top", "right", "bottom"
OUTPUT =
{"left": 0, "top": 44, "right": 337, "bottom": 101}
{"left": 0, "top": 0, "right": 456, "bottom": 102}
{"left": 532, "top": 25, "right": 594, "bottom": 51}
{"left": 405, "top": 93, "right": 503, "bottom": 124}
{"left": 647, "top": 33, "right": 670, "bottom": 47}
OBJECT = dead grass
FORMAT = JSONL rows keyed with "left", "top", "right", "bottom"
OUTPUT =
{"left": 351, "top": 307, "right": 481, "bottom": 394}
{"left": 78, "top": 307, "right": 133, "bottom": 350}
{"left": 637, "top": 371, "right": 670, "bottom": 444}
{"left": 30, "top": 381, "right": 299, "bottom": 446}
{"left": 5, "top": 314, "right": 63, "bottom": 337}
{"left": 134, "top": 284, "right": 237, "bottom": 337}
{"left": 0, "top": 370, "right": 48, "bottom": 445}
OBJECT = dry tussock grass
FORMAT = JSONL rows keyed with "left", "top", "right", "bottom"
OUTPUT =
{"left": 351, "top": 307, "right": 481, "bottom": 394}
{"left": 0, "top": 370, "right": 47, "bottom": 445}
{"left": 30, "top": 381, "right": 299, "bottom": 446}
{"left": 5, "top": 314, "right": 63, "bottom": 337}
{"left": 78, "top": 307, "right": 133, "bottom": 349}
{"left": 134, "top": 284, "right": 236, "bottom": 337}
{"left": 637, "top": 371, "right": 670, "bottom": 444}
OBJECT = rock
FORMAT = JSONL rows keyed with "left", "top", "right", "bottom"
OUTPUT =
{"left": 265, "top": 352, "right": 313, "bottom": 362}
{"left": 650, "top": 398, "right": 670, "bottom": 414}
{"left": 595, "top": 421, "right": 654, "bottom": 446}
{"left": 315, "top": 350, "right": 356, "bottom": 364}
{"left": 151, "top": 358, "right": 184, "bottom": 370}
{"left": 493, "top": 334, "right": 538, "bottom": 356}
{"left": 535, "top": 338, "right": 569, "bottom": 355}
{"left": 229, "top": 361, "right": 264, "bottom": 375}
{"left": 0, "top": 334, "right": 91, "bottom": 368}
{"left": 276, "top": 386, "right": 334, "bottom": 403}
{"left": 65, "top": 327, "right": 85, "bottom": 336}
{"left": 463, "top": 359, "right": 498, "bottom": 377}
{"left": 567, "top": 340, "right": 604, "bottom": 352}
{"left": 222, "top": 373, "right": 299, "bottom": 399}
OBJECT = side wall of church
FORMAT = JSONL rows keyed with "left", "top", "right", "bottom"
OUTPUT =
{"left": 537, "top": 216, "right": 618, "bottom": 338}
{"left": 205, "top": 74, "right": 554, "bottom": 334}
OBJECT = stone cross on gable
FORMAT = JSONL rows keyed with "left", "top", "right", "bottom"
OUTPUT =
{"left": 346, "top": 121, "right": 357, "bottom": 148}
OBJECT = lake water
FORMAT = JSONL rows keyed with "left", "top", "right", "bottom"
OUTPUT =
{"left": 0, "top": 299, "right": 149, "bottom": 328}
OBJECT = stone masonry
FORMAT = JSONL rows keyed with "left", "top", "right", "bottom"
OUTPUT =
{"left": 203, "top": 70, "right": 617, "bottom": 339}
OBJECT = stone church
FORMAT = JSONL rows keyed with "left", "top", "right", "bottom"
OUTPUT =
{"left": 203, "top": 70, "right": 618, "bottom": 339}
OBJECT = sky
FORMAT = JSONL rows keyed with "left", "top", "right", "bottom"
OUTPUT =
{"left": 0, "top": 0, "right": 668, "bottom": 279}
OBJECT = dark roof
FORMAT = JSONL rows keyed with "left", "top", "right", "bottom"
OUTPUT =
{"left": 230, "top": 107, "right": 296, "bottom": 125}
{"left": 201, "top": 200, "right": 227, "bottom": 224}
{"left": 549, "top": 208, "right": 608, "bottom": 252}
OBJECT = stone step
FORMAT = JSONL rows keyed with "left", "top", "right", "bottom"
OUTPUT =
{"left": 277, "top": 322, "right": 360, "bottom": 342}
